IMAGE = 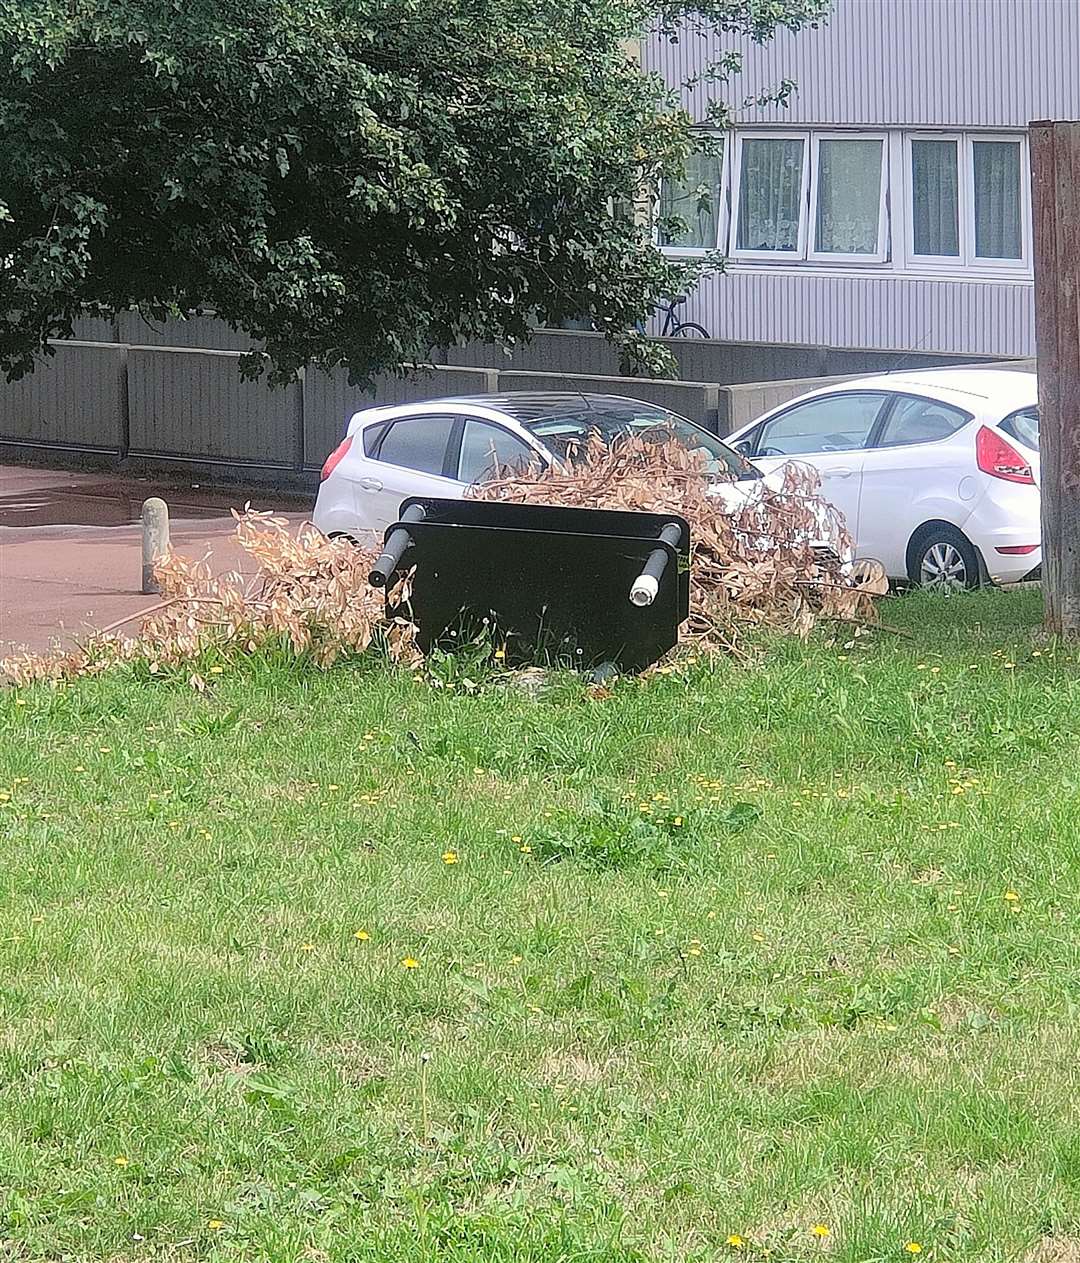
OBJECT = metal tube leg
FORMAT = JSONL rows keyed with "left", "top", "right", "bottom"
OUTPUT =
{"left": 369, "top": 503, "right": 427, "bottom": 587}
{"left": 630, "top": 522, "right": 683, "bottom": 607}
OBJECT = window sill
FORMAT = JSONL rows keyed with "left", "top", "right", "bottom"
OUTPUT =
{"left": 657, "top": 251, "right": 1035, "bottom": 285}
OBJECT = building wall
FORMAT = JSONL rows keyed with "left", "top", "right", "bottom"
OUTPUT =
{"left": 689, "top": 268, "right": 1035, "bottom": 357}
{"left": 650, "top": 0, "right": 1080, "bottom": 127}
{"left": 644, "top": 0, "right": 1079, "bottom": 356}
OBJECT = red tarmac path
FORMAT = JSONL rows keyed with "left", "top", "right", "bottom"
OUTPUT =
{"left": 0, "top": 463, "right": 310, "bottom": 654}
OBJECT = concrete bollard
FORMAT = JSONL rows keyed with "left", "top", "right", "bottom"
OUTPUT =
{"left": 141, "top": 497, "right": 170, "bottom": 594}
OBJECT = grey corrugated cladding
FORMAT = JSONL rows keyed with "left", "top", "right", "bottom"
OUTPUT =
{"left": 648, "top": 0, "right": 1080, "bottom": 127}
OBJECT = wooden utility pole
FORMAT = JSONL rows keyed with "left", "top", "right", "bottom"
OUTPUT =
{"left": 1031, "top": 120, "right": 1080, "bottom": 635}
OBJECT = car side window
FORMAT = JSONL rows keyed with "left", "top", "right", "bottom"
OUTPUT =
{"left": 374, "top": 415, "right": 455, "bottom": 476}
{"left": 755, "top": 393, "right": 886, "bottom": 457}
{"left": 458, "top": 420, "right": 537, "bottom": 483}
{"left": 999, "top": 406, "right": 1039, "bottom": 452}
{"left": 363, "top": 420, "right": 390, "bottom": 457}
{"left": 875, "top": 396, "right": 971, "bottom": 448}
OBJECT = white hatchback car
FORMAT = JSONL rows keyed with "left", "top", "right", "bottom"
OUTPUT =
{"left": 726, "top": 369, "right": 1040, "bottom": 589}
{"left": 313, "top": 392, "right": 791, "bottom": 540}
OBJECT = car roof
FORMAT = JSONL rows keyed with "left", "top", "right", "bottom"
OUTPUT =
{"left": 859, "top": 368, "right": 1037, "bottom": 406}
{"left": 809, "top": 367, "right": 1035, "bottom": 406}
{"left": 412, "top": 391, "right": 678, "bottom": 424}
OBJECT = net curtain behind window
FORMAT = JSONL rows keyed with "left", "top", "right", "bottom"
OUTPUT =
{"left": 911, "top": 140, "right": 960, "bottom": 257}
{"left": 973, "top": 141, "right": 1022, "bottom": 259}
{"left": 659, "top": 146, "right": 723, "bottom": 249}
{"left": 737, "top": 139, "right": 804, "bottom": 251}
{"left": 815, "top": 139, "right": 882, "bottom": 254}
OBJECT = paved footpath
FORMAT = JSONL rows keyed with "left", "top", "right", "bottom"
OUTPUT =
{"left": 0, "top": 463, "right": 309, "bottom": 654}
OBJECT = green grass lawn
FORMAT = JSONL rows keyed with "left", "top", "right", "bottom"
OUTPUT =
{"left": 2, "top": 587, "right": 1078, "bottom": 1263}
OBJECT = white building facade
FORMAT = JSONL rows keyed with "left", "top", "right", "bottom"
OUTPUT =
{"left": 645, "top": 0, "right": 1080, "bottom": 356}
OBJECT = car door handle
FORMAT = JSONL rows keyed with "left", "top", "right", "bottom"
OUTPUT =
{"left": 358, "top": 477, "right": 383, "bottom": 492}
{"left": 821, "top": 466, "right": 854, "bottom": 477}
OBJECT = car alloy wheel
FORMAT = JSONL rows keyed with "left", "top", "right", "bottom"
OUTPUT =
{"left": 919, "top": 541, "right": 968, "bottom": 591}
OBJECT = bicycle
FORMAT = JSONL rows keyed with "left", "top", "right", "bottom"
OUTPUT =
{"left": 657, "top": 295, "right": 710, "bottom": 339}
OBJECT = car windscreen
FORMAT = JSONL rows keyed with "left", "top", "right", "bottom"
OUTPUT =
{"left": 524, "top": 404, "right": 756, "bottom": 478}
{"left": 999, "top": 406, "right": 1039, "bottom": 452}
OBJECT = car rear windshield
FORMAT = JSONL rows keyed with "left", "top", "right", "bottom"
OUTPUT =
{"left": 524, "top": 403, "right": 753, "bottom": 478}
{"left": 999, "top": 406, "right": 1039, "bottom": 452}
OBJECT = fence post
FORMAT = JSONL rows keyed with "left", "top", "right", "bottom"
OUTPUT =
{"left": 1031, "top": 119, "right": 1080, "bottom": 635}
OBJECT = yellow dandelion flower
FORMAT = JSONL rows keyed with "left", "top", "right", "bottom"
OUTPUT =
{"left": 327, "top": 783, "right": 340, "bottom": 792}
{"left": 208, "top": 1219, "right": 225, "bottom": 1231}
{"left": 113, "top": 1155, "right": 129, "bottom": 1167}
{"left": 401, "top": 956, "right": 420, "bottom": 969}
{"left": 726, "top": 1235, "right": 745, "bottom": 1249}
{"left": 354, "top": 929, "right": 370, "bottom": 941}
{"left": 510, "top": 954, "right": 523, "bottom": 964}
{"left": 441, "top": 850, "right": 459, "bottom": 865}
{"left": 905, "top": 1245, "right": 922, "bottom": 1255}
{"left": 1004, "top": 890, "right": 1020, "bottom": 902}
{"left": 519, "top": 843, "right": 532, "bottom": 854}
{"left": 511, "top": 835, "right": 523, "bottom": 843}
{"left": 208, "top": 666, "right": 224, "bottom": 675}
{"left": 300, "top": 942, "right": 315, "bottom": 952}
{"left": 811, "top": 1225, "right": 830, "bottom": 1238}
{"left": 673, "top": 816, "right": 684, "bottom": 827}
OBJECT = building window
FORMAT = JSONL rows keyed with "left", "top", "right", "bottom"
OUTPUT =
{"left": 658, "top": 143, "right": 724, "bottom": 251}
{"left": 811, "top": 135, "right": 887, "bottom": 260}
{"left": 910, "top": 137, "right": 961, "bottom": 258}
{"left": 655, "top": 126, "right": 1031, "bottom": 277}
{"left": 904, "top": 132, "right": 1028, "bottom": 270}
{"left": 733, "top": 135, "right": 807, "bottom": 256}
{"left": 972, "top": 139, "right": 1023, "bottom": 261}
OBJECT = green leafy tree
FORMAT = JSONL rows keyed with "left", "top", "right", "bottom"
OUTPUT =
{"left": 0, "top": 0, "right": 827, "bottom": 383}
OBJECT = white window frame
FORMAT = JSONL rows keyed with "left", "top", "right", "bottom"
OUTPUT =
{"left": 901, "top": 131, "right": 1031, "bottom": 276}
{"left": 967, "top": 133, "right": 1030, "bottom": 271}
{"left": 656, "top": 135, "right": 729, "bottom": 257}
{"left": 902, "top": 131, "right": 966, "bottom": 270}
{"left": 729, "top": 131, "right": 810, "bottom": 262}
{"left": 808, "top": 132, "right": 889, "bottom": 264}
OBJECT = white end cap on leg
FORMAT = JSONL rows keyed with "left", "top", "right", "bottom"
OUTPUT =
{"left": 630, "top": 575, "right": 659, "bottom": 607}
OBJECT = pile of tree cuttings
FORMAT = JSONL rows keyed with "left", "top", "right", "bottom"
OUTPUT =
{"left": 471, "top": 431, "right": 887, "bottom": 642}
{"left": 1, "top": 437, "right": 886, "bottom": 688}
{"left": 0, "top": 512, "right": 416, "bottom": 688}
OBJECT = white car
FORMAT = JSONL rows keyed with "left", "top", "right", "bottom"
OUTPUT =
{"left": 726, "top": 369, "right": 1040, "bottom": 589}
{"left": 313, "top": 391, "right": 831, "bottom": 546}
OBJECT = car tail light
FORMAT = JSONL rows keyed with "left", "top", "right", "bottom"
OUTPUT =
{"left": 976, "top": 426, "right": 1035, "bottom": 485}
{"left": 995, "top": 544, "right": 1039, "bottom": 555}
{"left": 320, "top": 435, "right": 352, "bottom": 481}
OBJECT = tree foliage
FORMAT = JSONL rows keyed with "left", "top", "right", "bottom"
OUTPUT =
{"left": 0, "top": 0, "right": 827, "bottom": 383}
